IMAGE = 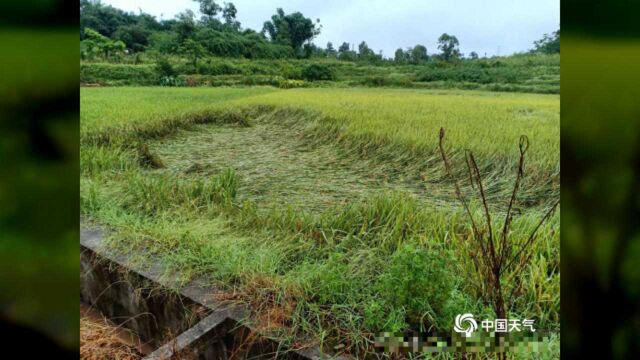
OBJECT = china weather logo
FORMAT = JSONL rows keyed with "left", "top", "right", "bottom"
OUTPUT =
{"left": 454, "top": 313, "right": 478, "bottom": 337}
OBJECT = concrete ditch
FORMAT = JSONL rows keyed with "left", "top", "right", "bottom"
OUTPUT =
{"left": 81, "top": 227, "right": 346, "bottom": 360}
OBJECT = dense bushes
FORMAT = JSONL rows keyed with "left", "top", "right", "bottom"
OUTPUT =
{"left": 363, "top": 243, "right": 463, "bottom": 332}
{"left": 80, "top": 53, "right": 559, "bottom": 93}
{"left": 80, "top": 63, "right": 157, "bottom": 85}
{"left": 416, "top": 54, "right": 559, "bottom": 88}
{"left": 301, "top": 63, "right": 335, "bottom": 81}
{"left": 196, "top": 60, "right": 242, "bottom": 75}
{"left": 418, "top": 65, "right": 528, "bottom": 84}
{"left": 194, "top": 29, "right": 294, "bottom": 59}
{"left": 154, "top": 57, "right": 176, "bottom": 77}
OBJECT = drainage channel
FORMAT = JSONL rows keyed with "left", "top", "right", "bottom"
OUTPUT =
{"left": 81, "top": 227, "right": 346, "bottom": 360}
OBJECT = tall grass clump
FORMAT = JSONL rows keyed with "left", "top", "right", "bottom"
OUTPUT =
{"left": 121, "top": 168, "right": 238, "bottom": 215}
{"left": 80, "top": 145, "right": 136, "bottom": 176}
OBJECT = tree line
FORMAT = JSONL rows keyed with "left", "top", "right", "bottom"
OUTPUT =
{"left": 80, "top": 0, "right": 559, "bottom": 63}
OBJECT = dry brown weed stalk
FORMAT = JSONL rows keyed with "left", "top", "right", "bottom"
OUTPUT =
{"left": 438, "top": 128, "right": 559, "bottom": 321}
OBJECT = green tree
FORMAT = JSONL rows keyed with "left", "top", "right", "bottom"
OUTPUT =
{"left": 326, "top": 42, "right": 336, "bottom": 57}
{"left": 358, "top": 41, "right": 374, "bottom": 60}
{"left": 222, "top": 2, "right": 240, "bottom": 29}
{"left": 301, "top": 63, "right": 335, "bottom": 81}
{"left": 437, "top": 33, "right": 461, "bottom": 62}
{"left": 80, "top": 0, "right": 137, "bottom": 39}
{"left": 532, "top": 29, "right": 560, "bottom": 54}
{"left": 394, "top": 48, "right": 410, "bottom": 63}
{"left": 81, "top": 27, "right": 126, "bottom": 59}
{"left": 180, "top": 38, "right": 207, "bottom": 68}
{"left": 113, "top": 24, "right": 150, "bottom": 52}
{"left": 337, "top": 42, "right": 355, "bottom": 61}
{"left": 154, "top": 57, "right": 176, "bottom": 77}
{"left": 410, "top": 44, "right": 428, "bottom": 63}
{"left": 194, "top": 0, "right": 221, "bottom": 20}
{"left": 469, "top": 51, "right": 479, "bottom": 59}
{"left": 149, "top": 31, "right": 179, "bottom": 54}
{"left": 262, "top": 8, "right": 321, "bottom": 54}
{"left": 394, "top": 48, "right": 404, "bottom": 63}
{"left": 175, "top": 10, "right": 197, "bottom": 42}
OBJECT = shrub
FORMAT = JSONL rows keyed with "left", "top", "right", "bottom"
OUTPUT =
{"left": 80, "top": 64, "right": 157, "bottom": 85}
{"left": 240, "top": 75, "right": 272, "bottom": 86}
{"left": 301, "top": 63, "right": 335, "bottom": 81}
{"left": 197, "top": 60, "right": 242, "bottom": 75}
{"left": 281, "top": 63, "right": 303, "bottom": 79}
{"left": 366, "top": 243, "right": 456, "bottom": 332}
{"left": 277, "top": 78, "right": 306, "bottom": 89}
{"left": 185, "top": 76, "right": 198, "bottom": 87}
{"left": 154, "top": 57, "right": 176, "bottom": 77}
{"left": 362, "top": 75, "right": 388, "bottom": 87}
{"left": 159, "top": 76, "right": 184, "bottom": 87}
{"left": 418, "top": 65, "right": 528, "bottom": 85}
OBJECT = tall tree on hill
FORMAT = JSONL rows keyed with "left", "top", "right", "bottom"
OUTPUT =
{"left": 394, "top": 48, "right": 403, "bottom": 62}
{"left": 113, "top": 24, "right": 151, "bottom": 52}
{"left": 337, "top": 42, "right": 356, "bottom": 61}
{"left": 358, "top": 41, "right": 374, "bottom": 59}
{"left": 326, "top": 42, "right": 337, "bottom": 57}
{"left": 194, "top": 0, "right": 221, "bottom": 20}
{"left": 437, "top": 33, "right": 461, "bottom": 62}
{"left": 80, "top": 0, "right": 138, "bottom": 38}
{"left": 175, "top": 10, "right": 197, "bottom": 42}
{"left": 262, "top": 8, "right": 321, "bottom": 54}
{"left": 410, "top": 44, "right": 428, "bottom": 63}
{"left": 532, "top": 29, "right": 560, "bottom": 54}
{"left": 222, "top": 2, "right": 240, "bottom": 30}
{"left": 81, "top": 27, "right": 126, "bottom": 59}
{"left": 180, "top": 38, "right": 207, "bottom": 68}
{"left": 394, "top": 48, "right": 407, "bottom": 63}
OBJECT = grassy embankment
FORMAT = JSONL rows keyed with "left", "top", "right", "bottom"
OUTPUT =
{"left": 81, "top": 53, "right": 559, "bottom": 94}
{"left": 81, "top": 87, "right": 559, "bottom": 357}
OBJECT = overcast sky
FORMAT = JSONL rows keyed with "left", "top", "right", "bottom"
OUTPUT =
{"left": 102, "top": 0, "right": 559, "bottom": 57}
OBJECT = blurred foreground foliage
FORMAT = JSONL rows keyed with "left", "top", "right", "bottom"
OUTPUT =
{"left": 562, "top": 36, "right": 640, "bottom": 358}
{"left": 0, "top": 28, "right": 79, "bottom": 349}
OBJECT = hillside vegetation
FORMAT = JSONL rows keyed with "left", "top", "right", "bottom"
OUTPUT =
{"left": 80, "top": 1, "right": 559, "bottom": 93}
{"left": 81, "top": 53, "right": 559, "bottom": 94}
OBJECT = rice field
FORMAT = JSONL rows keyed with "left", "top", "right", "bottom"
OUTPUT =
{"left": 81, "top": 86, "right": 560, "bottom": 358}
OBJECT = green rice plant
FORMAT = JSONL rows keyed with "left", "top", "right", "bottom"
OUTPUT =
{"left": 80, "top": 86, "right": 559, "bottom": 357}
{"left": 121, "top": 168, "right": 238, "bottom": 215}
{"left": 80, "top": 145, "right": 135, "bottom": 176}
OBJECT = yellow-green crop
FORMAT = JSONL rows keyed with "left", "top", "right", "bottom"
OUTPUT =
{"left": 82, "top": 87, "right": 559, "bottom": 170}
{"left": 80, "top": 86, "right": 559, "bottom": 357}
